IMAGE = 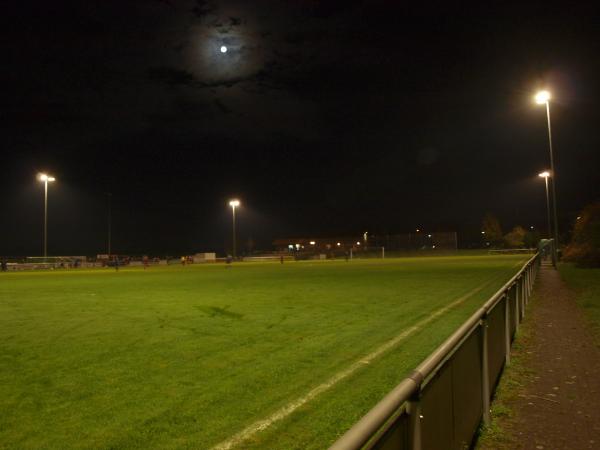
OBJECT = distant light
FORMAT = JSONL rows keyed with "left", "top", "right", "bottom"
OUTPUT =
{"left": 220, "top": 45, "right": 228, "bottom": 53}
{"left": 295, "top": 243, "right": 300, "bottom": 250}
{"left": 432, "top": 245, "right": 436, "bottom": 249}
{"left": 416, "top": 228, "right": 420, "bottom": 232}
{"left": 229, "top": 199, "right": 240, "bottom": 207}
{"left": 535, "top": 90, "right": 551, "bottom": 104}
{"left": 309, "top": 241, "right": 316, "bottom": 245}
{"left": 481, "top": 231, "right": 486, "bottom": 234}
{"left": 576, "top": 216, "right": 581, "bottom": 220}
{"left": 336, "top": 242, "right": 341, "bottom": 246}
{"left": 530, "top": 226, "right": 534, "bottom": 230}
{"left": 363, "top": 232, "right": 368, "bottom": 242}
{"left": 538, "top": 171, "right": 550, "bottom": 178}
{"left": 427, "top": 234, "right": 432, "bottom": 238}
{"left": 356, "top": 242, "right": 361, "bottom": 245}
{"left": 288, "top": 244, "right": 294, "bottom": 249}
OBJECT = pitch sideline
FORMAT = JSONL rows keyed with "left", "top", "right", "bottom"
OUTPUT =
{"left": 211, "top": 280, "right": 494, "bottom": 450}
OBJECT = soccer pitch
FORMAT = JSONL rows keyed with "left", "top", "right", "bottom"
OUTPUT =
{"left": 0, "top": 254, "right": 527, "bottom": 449}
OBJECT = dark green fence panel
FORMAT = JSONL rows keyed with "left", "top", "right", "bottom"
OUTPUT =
{"left": 420, "top": 362, "right": 453, "bottom": 450}
{"left": 486, "top": 299, "right": 506, "bottom": 391}
{"left": 370, "top": 412, "right": 409, "bottom": 450}
{"left": 451, "top": 328, "right": 483, "bottom": 449}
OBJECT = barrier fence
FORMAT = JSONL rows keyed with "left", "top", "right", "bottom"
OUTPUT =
{"left": 330, "top": 252, "right": 540, "bottom": 450}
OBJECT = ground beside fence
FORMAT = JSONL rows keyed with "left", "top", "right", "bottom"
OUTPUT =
{"left": 478, "top": 262, "right": 600, "bottom": 449}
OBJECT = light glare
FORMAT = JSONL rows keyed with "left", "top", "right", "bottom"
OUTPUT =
{"left": 535, "top": 90, "right": 551, "bottom": 104}
{"left": 220, "top": 45, "right": 228, "bottom": 53}
{"left": 538, "top": 171, "right": 550, "bottom": 178}
{"left": 229, "top": 199, "right": 240, "bottom": 207}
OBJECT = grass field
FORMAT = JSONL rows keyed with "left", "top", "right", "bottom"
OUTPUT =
{"left": 0, "top": 254, "right": 528, "bottom": 449}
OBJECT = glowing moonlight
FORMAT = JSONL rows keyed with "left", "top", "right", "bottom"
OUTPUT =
{"left": 220, "top": 45, "right": 228, "bottom": 53}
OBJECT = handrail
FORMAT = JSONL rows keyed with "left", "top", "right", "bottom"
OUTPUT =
{"left": 330, "top": 253, "right": 539, "bottom": 450}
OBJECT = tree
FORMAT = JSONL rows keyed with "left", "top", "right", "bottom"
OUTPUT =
{"left": 504, "top": 226, "right": 527, "bottom": 248}
{"left": 481, "top": 213, "right": 503, "bottom": 248}
{"left": 563, "top": 202, "right": 600, "bottom": 267}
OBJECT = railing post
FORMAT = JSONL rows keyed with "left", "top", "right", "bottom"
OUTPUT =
{"left": 503, "top": 295, "right": 511, "bottom": 365}
{"left": 516, "top": 280, "right": 523, "bottom": 321}
{"left": 513, "top": 284, "right": 520, "bottom": 334}
{"left": 481, "top": 317, "right": 491, "bottom": 425}
{"left": 408, "top": 396, "right": 422, "bottom": 450}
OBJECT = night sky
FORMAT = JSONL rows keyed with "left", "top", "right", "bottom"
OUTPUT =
{"left": 2, "top": 1, "right": 599, "bottom": 256}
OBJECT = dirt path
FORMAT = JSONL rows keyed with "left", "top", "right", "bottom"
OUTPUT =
{"left": 482, "top": 262, "right": 600, "bottom": 449}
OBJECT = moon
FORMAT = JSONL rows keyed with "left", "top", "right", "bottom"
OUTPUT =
{"left": 220, "top": 45, "right": 228, "bottom": 53}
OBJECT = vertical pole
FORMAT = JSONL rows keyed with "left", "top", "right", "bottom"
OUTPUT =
{"left": 232, "top": 205, "right": 237, "bottom": 258}
{"left": 107, "top": 193, "right": 112, "bottom": 256}
{"left": 517, "top": 281, "right": 523, "bottom": 320}
{"left": 504, "top": 295, "right": 511, "bottom": 365}
{"left": 43, "top": 180, "right": 48, "bottom": 259}
{"left": 544, "top": 176, "right": 552, "bottom": 240}
{"left": 481, "top": 318, "right": 491, "bottom": 425}
{"left": 382, "top": 246, "right": 385, "bottom": 259}
{"left": 513, "top": 285, "right": 520, "bottom": 333}
{"left": 523, "top": 272, "right": 529, "bottom": 305}
{"left": 546, "top": 101, "right": 559, "bottom": 267}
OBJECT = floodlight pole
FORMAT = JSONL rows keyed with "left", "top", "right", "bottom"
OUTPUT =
{"left": 107, "top": 193, "right": 112, "bottom": 255}
{"left": 43, "top": 179, "right": 48, "bottom": 259}
{"left": 544, "top": 101, "right": 559, "bottom": 266}
{"left": 542, "top": 175, "right": 551, "bottom": 239}
{"left": 230, "top": 203, "right": 238, "bottom": 258}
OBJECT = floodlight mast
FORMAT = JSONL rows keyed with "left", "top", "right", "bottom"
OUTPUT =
{"left": 538, "top": 171, "right": 552, "bottom": 240}
{"left": 38, "top": 173, "right": 56, "bottom": 258}
{"left": 535, "top": 90, "right": 559, "bottom": 266}
{"left": 229, "top": 199, "right": 240, "bottom": 258}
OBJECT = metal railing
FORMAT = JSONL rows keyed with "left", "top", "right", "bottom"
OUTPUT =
{"left": 330, "top": 253, "right": 540, "bottom": 450}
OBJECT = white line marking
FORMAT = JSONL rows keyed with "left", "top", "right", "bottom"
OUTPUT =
{"left": 211, "top": 282, "right": 491, "bottom": 450}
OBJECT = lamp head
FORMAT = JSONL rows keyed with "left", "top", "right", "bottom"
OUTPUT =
{"left": 38, "top": 173, "right": 55, "bottom": 182}
{"left": 538, "top": 171, "right": 551, "bottom": 178}
{"left": 229, "top": 199, "right": 240, "bottom": 207}
{"left": 534, "top": 90, "right": 551, "bottom": 104}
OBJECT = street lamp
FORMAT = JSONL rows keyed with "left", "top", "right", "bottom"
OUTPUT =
{"left": 538, "top": 171, "right": 552, "bottom": 240}
{"left": 38, "top": 173, "right": 56, "bottom": 259}
{"left": 229, "top": 199, "right": 240, "bottom": 258}
{"left": 534, "top": 90, "right": 559, "bottom": 265}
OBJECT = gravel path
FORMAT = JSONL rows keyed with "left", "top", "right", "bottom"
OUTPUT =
{"left": 496, "top": 263, "right": 600, "bottom": 449}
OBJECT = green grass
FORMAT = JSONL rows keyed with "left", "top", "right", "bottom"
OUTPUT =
{"left": 559, "top": 263, "right": 600, "bottom": 344}
{"left": 0, "top": 255, "right": 528, "bottom": 449}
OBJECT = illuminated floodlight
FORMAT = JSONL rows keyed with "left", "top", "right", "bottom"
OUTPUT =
{"left": 309, "top": 241, "right": 316, "bottom": 245}
{"left": 538, "top": 171, "right": 550, "bottom": 178}
{"left": 220, "top": 45, "right": 228, "bottom": 53}
{"left": 336, "top": 242, "right": 341, "bottom": 246}
{"left": 356, "top": 242, "right": 361, "bottom": 245}
{"left": 38, "top": 173, "right": 55, "bottom": 182}
{"left": 481, "top": 231, "right": 486, "bottom": 234}
{"left": 427, "top": 234, "right": 432, "bottom": 238}
{"left": 416, "top": 228, "right": 420, "bottom": 232}
{"left": 534, "top": 90, "right": 551, "bottom": 104}
{"left": 229, "top": 199, "right": 240, "bottom": 207}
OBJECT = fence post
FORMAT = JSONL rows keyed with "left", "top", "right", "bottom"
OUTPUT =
{"left": 503, "top": 295, "right": 511, "bottom": 365}
{"left": 516, "top": 281, "right": 523, "bottom": 321}
{"left": 481, "top": 318, "right": 491, "bottom": 425}
{"left": 408, "top": 397, "right": 422, "bottom": 450}
{"left": 513, "top": 284, "right": 520, "bottom": 334}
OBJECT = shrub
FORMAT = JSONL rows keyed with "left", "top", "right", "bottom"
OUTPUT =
{"left": 563, "top": 202, "right": 600, "bottom": 267}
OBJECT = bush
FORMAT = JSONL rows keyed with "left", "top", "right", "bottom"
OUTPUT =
{"left": 563, "top": 201, "right": 600, "bottom": 267}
